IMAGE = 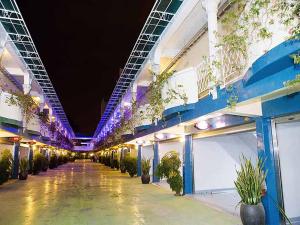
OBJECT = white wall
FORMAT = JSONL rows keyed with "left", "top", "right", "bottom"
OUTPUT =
{"left": 193, "top": 132, "right": 257, "bottom": 192}
{"left": 276, "top": 121, "right": 300, "bottom": 220}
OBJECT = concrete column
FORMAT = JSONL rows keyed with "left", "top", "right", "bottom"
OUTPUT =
{"left": 152, "top": 142, "right": 160, "bottom": 182}
{"left": 11, "top": 142, "right": 20, "bottom": 179}
{"left": 137, "top": 145, "right": 142, "bottom": 177}
{"left": 256, "top": 117, "right": 281, "bottom": 225}
{"left": 28, "top": 145, "right": 33, "bottom": 174}
{"left": 183, "top": 135, "right": 193, "bottom": 195}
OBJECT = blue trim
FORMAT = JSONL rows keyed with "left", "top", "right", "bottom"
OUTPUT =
{"left": 134, "top": 125, "right": 152, "bottom": 134}
{"left": 137, "top": 145, "right": 142, "bottom": 177}
{"left": 256, "top": 117, "right": 281, "bottom": 225}
{"left": 163, "top": 103, "right": 195, "bottom": 120}
{"left": 152, "top": 142, "right": 159, "bottom": 183}
{"left": 183, "top": 134, "right": 193, "bottom": 195}
{"left": 262, "top": 91, "right": 300, "bottom": 118}
{"left": 244, "top": 40, "right": 300, "bottom": 86}
{"left": 12, "top": 142, "right": 20, "bottom": 179}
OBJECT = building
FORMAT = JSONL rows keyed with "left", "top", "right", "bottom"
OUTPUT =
{"left": 0, "top": 1, "right": 74, "bottom": 178}
{"left": 93, "top": 0, "right": 300, "bottom": 224}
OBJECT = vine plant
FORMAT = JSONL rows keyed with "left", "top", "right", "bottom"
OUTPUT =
{"left": 204, "top": 0, "right": 300, "bottom": 108}
{"left": 6, "top": 91, "right": 39, "bottom": 125}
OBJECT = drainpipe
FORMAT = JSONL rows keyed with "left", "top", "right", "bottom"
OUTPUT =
{"left": 202, "top": 0, "right": 221, "bottom": 99}
{"left": 152, "top": 142, "right": 160, "bottom": 183}
{"left": 11, "top": 141, "right": 20, "bottom": 179}
{"left": 137, "top": 144, "right": 142, "bottom": 177}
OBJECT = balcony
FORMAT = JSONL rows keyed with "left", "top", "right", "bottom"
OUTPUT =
{"left": 26, "top": 114, "right": 41, "bottom": 134}
{"left": 161, "top": 67, "right": 198, "bottom": 118}
{"left": 0, "top": 92, "right": 22, "bottom": 125}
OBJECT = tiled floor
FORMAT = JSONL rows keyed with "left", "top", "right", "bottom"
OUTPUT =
{"left": 0, "top": 160, "right": 241, "bottom": 225}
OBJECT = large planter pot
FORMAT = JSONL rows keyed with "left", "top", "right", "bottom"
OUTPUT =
{"left": 120, "top": 168, "right": 126, "bottom": 173}
{"left": 18, "top": 172, "right": 28, "bottom": 180}
{"left": 240, "top": 203, "right": 265, "bottom": 225}
{"left": 141, "top": 174, "right": 150, "bottom": 184}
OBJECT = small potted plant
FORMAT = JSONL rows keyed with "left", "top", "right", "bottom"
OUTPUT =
{"left": 235, "top": 156, "right": 266, "bottom": 225}
{"left": 156, "top": 151, "right": 183, "bottom": 196}
{"left": 49, "top": 154, "right": 58, "bottom": 169}
{"left": 124, "top": 156, "right": 137, "bottom": 177}
{"left": 120, "top": 158, "right": 126, "bottom": 173}
{"left": 41, "top": 155, "right": 49, "bottom": 172}
{"left": 141, "top": 158, "right": 151, "bottom": 184}
{"left": 32, "top": 153, "right": 43, "bottom": 175}
{"left": 19, "top": 158, "right": 28, "bottom": 180}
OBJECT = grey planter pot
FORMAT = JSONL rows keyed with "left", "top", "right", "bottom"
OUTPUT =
{"left": 240, "top": 203, "right": 265, "bottom": 225}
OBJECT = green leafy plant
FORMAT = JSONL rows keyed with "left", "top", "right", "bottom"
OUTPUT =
{"left": 234, "top": 156, "right": 266, "bottom": 205}
{"left": 0, "top": 149, "right": 13, "bottom": 184}
{"left": 6, "top": 92, "right": 39, "bottom": 124}
{"left": 41, "top": 155, "right": 49, "bottom": 172}
{"left": 32, "top": 153, "right": 43, "bottom": 175}
{"left": 226, "top": 85, "right": 239, "bottom": 108}
{"left": 141, "top": 158, "right": 151, "bottom": 175}
{"left": 49, "top": 154, "right": 58, "bottom": 169}
{"left": 156, "top": 151, "right": 183, "bottom": 196}
{"left": 290, "top": 53, "right": 300, "bottom": 64}
{"left": 124, "top": 156, "right": 137, "bottom": 177}
{"left": 19, "top": 158, "right": 28, "bottom": 180}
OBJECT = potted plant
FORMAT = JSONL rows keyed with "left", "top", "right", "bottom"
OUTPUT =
{"left": 124, "top": 156, "right": 137, "bottom": 177}
{"left": 32, "top": 153, "right": 43, "bottom": 175}
{"left": 235, "top": 156, "right": 266, "bottom": 225}
{"left": 41, "top": 155, "right": 49, "bottom": 172}
{"left": 0, "top": 149, "right": 13, "bottom": 185}
{"left": 19, "top": 158, "right": 28, "bottom": 180}
{"left": 120, "top": 158, "right": 126, "bottom": 173}
{"left": 156, "top": 151, "right": 183, "bottom": 196}
{"left": 141, "top": 158, "right": 151, "bottom": 184}
{"left": 49, "top": 154, "right": 58, "bottom": 169}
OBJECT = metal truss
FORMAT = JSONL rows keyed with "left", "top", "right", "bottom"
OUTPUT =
{"left": 93, "top": 0, "right": 184, "bottom": 138}
{"left": 0, "top": 0, "right": 74, "bottom": 137}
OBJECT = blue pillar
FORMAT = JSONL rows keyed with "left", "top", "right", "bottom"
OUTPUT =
{"left": 152, "top": 142, "right": 159, "bottom": 182}
{"left": 28, "top": 146, "right": 33, "bottom": 174}
{"left": 256, "top": 117, "right": 281, "bottom": 225}
{"left": 183, "top": 135, "right": 193, "bottom": 195}
{"left": 12, "top": 142, "right": 20, "bottom": 179}
{"left": 137, "top": 145, "right": 142, "bottom": 177}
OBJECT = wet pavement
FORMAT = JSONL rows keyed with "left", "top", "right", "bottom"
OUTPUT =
{"left": 0, "top": 160, "right": 240, "bottom": 225}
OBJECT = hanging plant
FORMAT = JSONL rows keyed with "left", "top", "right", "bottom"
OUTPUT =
{"left": 6, "top": 91, "right": 39, "bottom": 125}
{"left": 290, "top": 53, "right": 300, "bottom": 64}
{"left": 226, "top": 85, "right": 239, "bottom": 108}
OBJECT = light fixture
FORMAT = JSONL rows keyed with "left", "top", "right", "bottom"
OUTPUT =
{"left": 215, "top": 121, "right": 226, "bottom": 128}
{"left": 155, "top": 133, "right": 165, "bottom": 140}
{"left": 195, "top": 120, "right": 209, "bottom": 130}
{"left": 136, "top": 140, "right": 144, "bottom": 145}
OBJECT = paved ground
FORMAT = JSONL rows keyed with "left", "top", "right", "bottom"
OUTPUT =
{"left": 0, "top": 160, "right": 240, "bottom": 225}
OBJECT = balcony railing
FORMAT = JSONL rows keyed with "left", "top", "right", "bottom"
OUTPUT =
{"left": 0, "top": 92, "right": 22, "bottom": 122}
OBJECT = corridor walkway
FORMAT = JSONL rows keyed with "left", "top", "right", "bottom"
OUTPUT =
{"left": 0, "top": 161, "right": 240, "bottom": 225}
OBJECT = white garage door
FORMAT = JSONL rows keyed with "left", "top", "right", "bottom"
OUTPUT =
{"left": 193, "top": 131, "right": 257, "bottom": 193}
{"left": 275, "top": 120, "right": 300, "bottom": 223}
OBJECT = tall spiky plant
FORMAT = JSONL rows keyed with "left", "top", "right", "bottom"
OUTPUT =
{"left": 234, "top": 156, "right": 266, "bottom": 205}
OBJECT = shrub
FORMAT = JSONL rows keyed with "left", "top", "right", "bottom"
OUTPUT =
{"left": 19, "top": 158, "right": 28, "bottom": 180}
{"left": 113, "top": 158, "right": 119, "bottom": 170}
{"left": 120, "top": 158, "right": 126, "bottom": 173}
{"left": 124, "top": 156, "right": 137, "bottom": 177}
{"left": 156, "top": 151, "right": 183, "bottom": 196}
{"left": 0, "top": 149, "right": 13, "bottom": 184}
{"left": 49, "top": 154, "right": 58, "bottom": 169}
{"left": 32, "top": 153, "right": 43, "bottom": 175}
{"left": 41, "top": 155, "right": 49, "bottom": 172}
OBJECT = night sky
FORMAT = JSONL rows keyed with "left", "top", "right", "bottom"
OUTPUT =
{"left": 15, "top": 0, "right": 155, "bottom": 136}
